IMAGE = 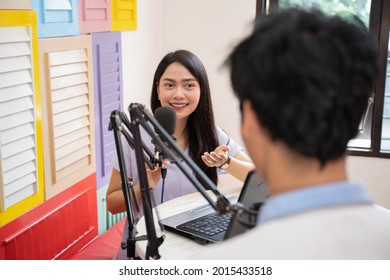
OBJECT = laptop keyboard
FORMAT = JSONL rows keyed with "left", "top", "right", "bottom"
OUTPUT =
{"left": 177, "top": 212, "right": 232, "bottom": 237}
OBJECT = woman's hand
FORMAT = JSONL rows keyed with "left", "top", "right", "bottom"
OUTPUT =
{"left": 106, "top": 160, "right": 169, "bottom": 214}
{"left": 201, "top": 145, "right": 230, "bottom": 168}
{"left": 146, "top": 159, "right": 169, "bottom": 188}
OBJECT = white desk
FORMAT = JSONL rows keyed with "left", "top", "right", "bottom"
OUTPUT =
{"left": 135, "top": 185, "right": 241, "bottom": 259}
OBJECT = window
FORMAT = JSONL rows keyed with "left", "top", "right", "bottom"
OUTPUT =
{"left": 256, "top": 0, "right": 390, "bottom": 158}
{"left": 381, "top": 37, "right": 390, "bottom": 151}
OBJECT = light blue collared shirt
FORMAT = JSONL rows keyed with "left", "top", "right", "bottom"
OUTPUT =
{"left": 257, "top": 181, "right": 373, "bottom": 225}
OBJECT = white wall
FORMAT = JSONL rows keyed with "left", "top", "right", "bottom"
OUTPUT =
{"left": 122, "top": 0, "right": 255, "bottom": 149}
{"left": 347, "top": 156, "right": 390, "bottom": 209}
{"left": 160, "top": 0, "right": 255, "bottom": 189}
{"left": 160, "top": 0, "right": 255, "bottom": 150}
{"left": 120, "top": 0, "right": 390, "bottom": 209}
{"left": 121, "top": 0, "right": 163, "bottom": 110}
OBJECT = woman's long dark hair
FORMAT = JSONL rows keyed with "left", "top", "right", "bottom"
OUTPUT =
{"left": 150, "top": 50, "right": 219, "bottom": 185}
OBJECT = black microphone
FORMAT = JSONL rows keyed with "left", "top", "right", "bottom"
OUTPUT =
{"left": 154, "top": 106, "right": 176, "bottom": 135}
{"left": 152, "top": 106, "right": 176, "bottom": 179}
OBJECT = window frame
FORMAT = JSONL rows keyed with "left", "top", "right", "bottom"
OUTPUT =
{"left": 256, "top": 0, "right": 390, "bottom": 159}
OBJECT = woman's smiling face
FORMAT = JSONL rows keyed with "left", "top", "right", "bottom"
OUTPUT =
{"left": 157, "top": 62, "right": 201, "bottom": 122}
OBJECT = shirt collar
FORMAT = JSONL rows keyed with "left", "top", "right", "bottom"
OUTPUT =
{"left": 257, "top": 181, "right": 373, "bottom": 225}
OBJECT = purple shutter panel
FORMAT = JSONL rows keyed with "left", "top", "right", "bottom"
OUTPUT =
{"left": 92, "top": 32, "right": 123, "bottom": 189}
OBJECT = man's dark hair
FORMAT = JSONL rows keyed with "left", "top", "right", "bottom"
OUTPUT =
{"left": 228, "top": 9, "right": 378, "bottom": 165}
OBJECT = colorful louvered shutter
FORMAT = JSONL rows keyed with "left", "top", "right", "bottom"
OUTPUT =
{"left": 0, "top": 10, "right": 44, "bottom": 227}
{"left": 33, "top": 0, "right": 80, "bottom": 38}
{"left": 111, "top": 0, "right": 137, "bottom": 31}
{"left": 0, "top": 1, "right": 32, "bottom": 9}
{"left": 92, "top": 32, "right": 123, "bottom": 189}
{"left": 39, "top": 35, "right": 96, "bottom": 200}
{"left": 78, "top": 0, "right": 111, "bottom": 33}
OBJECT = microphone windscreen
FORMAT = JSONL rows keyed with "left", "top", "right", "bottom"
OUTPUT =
{"left": 154, "top": 106, "right": 176, "bottom": 135}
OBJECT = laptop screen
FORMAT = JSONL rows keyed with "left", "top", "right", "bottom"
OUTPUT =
{"left": 224, "top": 170, "right": 268, "bottom": 239}
{"left": 159, "top": 169, "right": 268, "bottom": 243}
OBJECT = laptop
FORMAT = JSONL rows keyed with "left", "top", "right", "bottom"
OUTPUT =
{"left": 159, "top": 170, "right": 268, "bottom": 244}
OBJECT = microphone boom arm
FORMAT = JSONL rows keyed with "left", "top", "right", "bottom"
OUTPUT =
{"left": 110, "top": 110, "right": 164, "bottom": 260}
{"left": 119, "top": 111, "right": 155, "bottom": 169}
{"left": 109, "top": 111, "right": 142, "bottom": 259}
{"left": 128, "top": 103, "right": 232, "bottom": 214}
{"left": 109, "top": 102, "right": 237, "bottom": 260}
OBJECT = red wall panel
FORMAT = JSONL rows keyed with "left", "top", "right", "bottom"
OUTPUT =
{"left": 0, "top": 174, "right": 97, "bottom": 260}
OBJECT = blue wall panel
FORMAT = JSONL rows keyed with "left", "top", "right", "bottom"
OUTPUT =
{"left": 33, "top": 0, "right": 79, "bottom": 38}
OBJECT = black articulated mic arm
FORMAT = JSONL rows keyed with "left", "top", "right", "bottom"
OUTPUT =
{"left": 109, "top": 109, "right": 165, "bottom": 260}
{"left": 128, "top": 108, "right": 164, "bottom": 260}
{"left": 128, "top": 103, "right": 233, "bottom": 214}
{"left": 109, "top": 103, "right": 242, "bottom": 260}
{"left": 109, "top": 111, "right": 144, "bottom": 259}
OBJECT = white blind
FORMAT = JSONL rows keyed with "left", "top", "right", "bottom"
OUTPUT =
{"left": 0, "top": 26, "right": 38, "bottom": 211}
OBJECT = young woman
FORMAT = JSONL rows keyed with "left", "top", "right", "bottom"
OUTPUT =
{"left": 106, "top": 50, "right": 254, "bottom": 259}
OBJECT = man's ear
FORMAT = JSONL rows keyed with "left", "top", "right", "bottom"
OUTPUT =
{"left": 241, "top": 100, "right": 259, "bottom": 137}
{"left": 241, "top": 100, "right": 271, "bottom": 148}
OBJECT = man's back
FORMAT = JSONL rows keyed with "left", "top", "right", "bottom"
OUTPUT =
{"left": 193, "top": 203, "right": 390, "bottom": 259}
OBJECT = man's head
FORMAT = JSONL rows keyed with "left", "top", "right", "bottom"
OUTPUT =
{"left": 228, "top": 9, "right": 377, "bottom": 169}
